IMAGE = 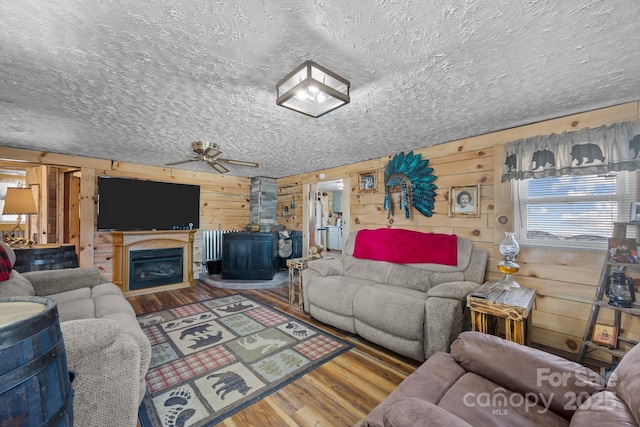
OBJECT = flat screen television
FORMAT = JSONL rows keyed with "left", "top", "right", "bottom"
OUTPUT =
{"left": 97, "top": 177, "right": 200, "bottom": 231}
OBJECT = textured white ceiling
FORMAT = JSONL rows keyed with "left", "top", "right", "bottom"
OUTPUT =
{"left": 1, "top": 1, "right": 640, "bottom": 178}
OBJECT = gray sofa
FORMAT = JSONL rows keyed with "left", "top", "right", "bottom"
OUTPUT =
{"left": 302, "top": 231, "right": 487, "bottom": 361}
{"left": 366, "top": 331, "right": 640, "bottom": 427}
{"left": 0, "top": 242, "right": 151, "bottom": 427}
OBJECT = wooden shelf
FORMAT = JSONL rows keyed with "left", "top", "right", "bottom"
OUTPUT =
{"left": 577, "top": 222, "right": 640, "bottom": 365}
{"left": 583, "top": 341, "right": 629, "bottom": 359}
{"left": 594, "top": 300, "right": 640, "bottom": 316}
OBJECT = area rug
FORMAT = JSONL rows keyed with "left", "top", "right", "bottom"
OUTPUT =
{"left": 137, "top": 294, "right": 352, "bottom": 427}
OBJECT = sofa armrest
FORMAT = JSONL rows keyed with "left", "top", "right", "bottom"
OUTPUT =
{"left": 60, "top": 318, "right": 143, "bottom": 427}
{"left": 569, "top": 390, "right": 637, "bottom": 426}
{"left": 426, "top": 281, "right": 480, "bottom": 301}
{"left": 60, "top": 318, "right": 122, "bottom": 356}
{"left": 451, "top": 331, "right": 606, "bottom": 420}
{"left": 306, "top": 257, "right": 344, "bottom": 276}
{"left": 382, "top": 398, "right": 472, "bottom": 427}
{"left": 23, "top": 267, "right": 107, "bottom": 295}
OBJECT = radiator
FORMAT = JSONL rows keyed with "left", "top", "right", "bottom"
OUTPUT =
{"left": 202, "top": 230, "right": 234, "bottom": 273}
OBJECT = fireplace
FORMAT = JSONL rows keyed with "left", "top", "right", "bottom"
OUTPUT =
{"left": 111, "top": 230, "right": 196, "bottom": 296}
{"left": 128, "top": 247, "right": 184, "bottom": 290}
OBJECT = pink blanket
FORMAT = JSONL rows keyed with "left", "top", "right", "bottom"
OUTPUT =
{"left": 353, "top": 228, "right": 458, "bottom": 265}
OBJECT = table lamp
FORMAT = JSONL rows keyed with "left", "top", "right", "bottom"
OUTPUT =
{"left": 2, "top": 187, "right": 38, "bottom": 247}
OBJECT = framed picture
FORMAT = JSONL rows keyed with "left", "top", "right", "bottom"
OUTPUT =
{"left": 592, "top": 323, "right": 618, "bottom": 348}
{"left": 631, "top": 202, "right": 640, "bottom": 222}
{"left": 449, "top": 185, "right": 480, "bottom": 217}
{"left": 358, "top": 171, "right": 377, "bottom": 193}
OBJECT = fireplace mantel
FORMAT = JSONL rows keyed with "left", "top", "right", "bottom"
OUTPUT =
{"left": 112, "top": 230, "right": 196, "bottom": 296}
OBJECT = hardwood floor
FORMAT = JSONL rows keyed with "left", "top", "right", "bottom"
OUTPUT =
{"left": 126, "top": 280, "right": 420, "bottom": 427}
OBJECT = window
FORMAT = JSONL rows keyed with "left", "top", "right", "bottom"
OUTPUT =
{"left": 513, "top": 172, "right": 636, "bottom": 249}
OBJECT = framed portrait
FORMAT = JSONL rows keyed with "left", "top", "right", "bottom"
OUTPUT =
{"left": 449, "top": 185, "right": 480, "bottom": 217}
{"left": 592, "top": 323, "right": 618, "bottom": 348}
{"left": 630, "top": 202, "right": 640, "bottom": 222}
{"left": 358, "top": 171, "right": 377, "bottom": 193}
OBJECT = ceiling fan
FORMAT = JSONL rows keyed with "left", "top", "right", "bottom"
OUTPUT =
{"left": 166, "top": 141, "right": 259, "bottom": 173}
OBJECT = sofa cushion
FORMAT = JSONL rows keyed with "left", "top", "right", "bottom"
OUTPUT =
{"left": 387, "top": 264, "right": 465, "bottom": 292}
{"left": 48, "top": 287, "right": 92, "bottom": 303}
{"left": 343, "top": 254, "right": 393, "bottom": 283}
{"left": 607, "top": 342, "right": 640, "bottom": 425}
{"left": 22, "top": 267, "right": 105, "bottom": 295}
{"left": 307, "top": 275, "right": 372, "bottom": 316}
{"left": 0, "top": 269, "right": 35, "bottom": 297}
{"left": 95, "top": 294, "right": 136, "bottom": 317}
{"left": 91, "top": 282, "right": 125, "bottom": 298}
{"left": 383, "top": 397, "right": 472, "bottom": 427}
{"left": 439, "top": 372, "right": 570, "bottom": 427}
{"left": 353, "top": 284, "right": 426, "bottom": 341}
{"left": 56, "top": 298, "right": 96, "bottom": 322}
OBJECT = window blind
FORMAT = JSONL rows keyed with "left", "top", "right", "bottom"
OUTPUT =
{"left": 513, "top": 172, "right": 636, "bottom": 249}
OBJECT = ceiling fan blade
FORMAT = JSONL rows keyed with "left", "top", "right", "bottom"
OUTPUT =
{"left": 209, "top": 161, "right": 229, "bottom": 174}
{"left": 166, "top": 158, "right": 198, "bottom": 166}
{"left": 218, "top": 158, "right": 260, "bottom": 168}
{"left": 203, "top": 147, "right": 222, "bottom": 158}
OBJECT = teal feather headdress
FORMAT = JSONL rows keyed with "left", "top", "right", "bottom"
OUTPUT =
{"left": 383, "top": 151, "right": 437, "bottom": 218}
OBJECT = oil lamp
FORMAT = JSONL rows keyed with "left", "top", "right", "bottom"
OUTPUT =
{"left": 606, "top": 267, "right": 636, "bottom": 308}
{"left": 497, "top": 232, "right": 520, "bottom": 290}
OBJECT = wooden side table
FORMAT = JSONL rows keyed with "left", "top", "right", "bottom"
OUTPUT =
{"left": 467, "top": 282, "right": 536, "bottom": 345}
{"left": 286, "top": 257, "right": 308, "bottom": 309}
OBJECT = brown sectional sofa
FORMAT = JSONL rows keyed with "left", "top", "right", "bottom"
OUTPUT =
{"left": 0, "top": 242, "right": 151, "bottom": 427}
{"left": 366, "top": 331, "right": 640, "bottom": 426}
{"left": 302, "top": 230, "right": 487, "bottom": 361}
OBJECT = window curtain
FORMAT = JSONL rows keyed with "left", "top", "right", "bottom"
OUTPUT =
{"left": 501, "top": 121, "right": 640, "bottom": 182}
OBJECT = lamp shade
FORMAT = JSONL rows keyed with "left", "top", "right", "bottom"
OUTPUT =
{"left": 276, "top": 60, "right": 350, "bottom": 118}
{"left": 2, "top": 188, "right": 38, "bottom": 215}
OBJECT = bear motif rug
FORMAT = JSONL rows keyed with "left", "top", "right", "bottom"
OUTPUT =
{"left": 137, "top": 294, "right": 352, "bottom": 427}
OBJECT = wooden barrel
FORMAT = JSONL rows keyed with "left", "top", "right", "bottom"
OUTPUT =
{"left": 0, "top": 296, "right": 74, "bottom": 427}
{"left": 12, "top": 245, "right": 79, "bottom": 273}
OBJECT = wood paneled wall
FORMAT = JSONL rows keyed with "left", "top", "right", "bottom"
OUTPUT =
{"left": 0, "top": 148, "right": 251, "bottom": 281}
{"left": 91, "top": 168, "right": 252, "bottom": 281}
{"left": 277, "top": 102, "right": 640, "bottom": 361}
{"left": 3, "top": 101, "right": 639, "bottom": 360}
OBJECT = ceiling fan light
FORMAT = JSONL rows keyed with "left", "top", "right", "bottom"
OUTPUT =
{"left": 276, "top": 60, "right": 350, "bottom": 118}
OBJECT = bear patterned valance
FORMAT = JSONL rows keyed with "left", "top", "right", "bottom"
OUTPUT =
{"left": 501, "top": 121, "right": 640, "bottom": 182}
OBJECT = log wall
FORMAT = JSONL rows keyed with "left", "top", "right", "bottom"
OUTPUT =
{"left": 0, "top": 148, "right": 251, "bottom": 281}
{"left": 277, "top": 102, "right": 640, "bottom": 360}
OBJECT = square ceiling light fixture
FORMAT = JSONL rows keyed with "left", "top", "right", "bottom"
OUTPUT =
{"left": 276, "top": 60, "right": 350, "bottom": 118}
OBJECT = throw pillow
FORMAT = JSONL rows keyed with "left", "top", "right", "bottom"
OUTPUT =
{"left": 0, "top": 243, "right": 12, "bottom": 281}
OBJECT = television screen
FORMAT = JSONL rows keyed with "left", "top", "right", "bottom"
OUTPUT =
{"left": 97, "top": 177, "right": 200, "bottom": 231}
